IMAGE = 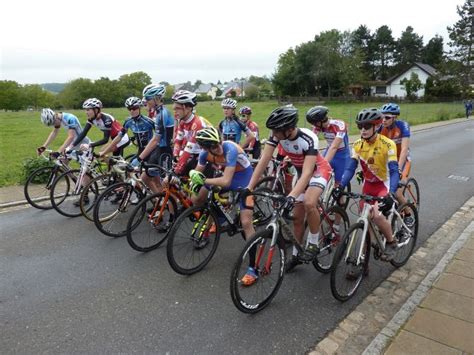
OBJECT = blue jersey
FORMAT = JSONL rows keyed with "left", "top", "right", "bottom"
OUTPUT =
{"left": 218, "top": 116, "right": 249, "bottom": 143}
{"left": 121, "top": 115, "right": 155, "bottom": 150}
{"left": 198, "top": 141, "right": 252, "bottom": 172}
{"left": 154, "top": 105, "right": 174, "bottom": 148}
{"left": 61, "top": 113, "right": 90, "bottom": 145}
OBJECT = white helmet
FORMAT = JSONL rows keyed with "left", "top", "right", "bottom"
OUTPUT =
{"left": 221, "top": 98, "right": 237, "bottom": 109}
{"left": 40, "top": 108, "right": 56, "bottom": 126}
{"left": 82, "top": 98, "right": 103, "bottom": 109}
{"left": 171, "top": 90, "right": 197, "bottom": 107}
{"left": 142, "top": 84, "right": 166, "bottom": 99}
{"left": 124, "top": 97, "right": 143, "bottom": 108}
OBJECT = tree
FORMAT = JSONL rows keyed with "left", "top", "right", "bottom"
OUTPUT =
{"left": 272, "top": 48, "right": 299, "bottom": 96}
{"left": 119, "top": 71, "right": 152, "bottom": 97}
{"left": 0, "top": 80, "right": 23, "bottom": 110}
{"left": 447, "top": 0, "right": 474, "bottom": 87}
{"left": 373, "top": 25, "right": 396, "bottom": 80}
{"left": 57, "top": 78, "right": 95, "bottom": 108}
{"left": 401, "top": 72, "right": 423, "bottom": 101}
{"left": 351, "top": 25, "right": 375, "bottom": 79}
{"left": 395, "top": 26, "right": 424, "bottom": 67}
{"left": 422, "top": 35, "right": 445, "bottom": 68}
{"left": 23, "top": 84, "right": 56, "bottom": 109}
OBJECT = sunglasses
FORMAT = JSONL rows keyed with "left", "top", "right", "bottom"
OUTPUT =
{"left": 357, "top": 123, "right": 374, "bottom": 130}
{"left": 383, "top": 115, "right": 395, "bottom": 120}
{"left": 128, "top": 106, "right": 140, "bottom": 111}
{"left": 240, "top": 114, "right": 248, "bottom": 118}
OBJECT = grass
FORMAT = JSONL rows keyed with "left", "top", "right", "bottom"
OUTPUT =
{"left": 0, "top": 101, "right": 464, "bottom": 187}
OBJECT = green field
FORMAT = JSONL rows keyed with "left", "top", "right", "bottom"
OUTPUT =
{"left": 0, "top": 101, "right": 464, "bottom": 187}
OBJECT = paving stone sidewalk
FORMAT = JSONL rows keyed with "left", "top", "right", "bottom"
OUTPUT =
{"left": 311, "top": 196, "right": 474, "bottom": 355}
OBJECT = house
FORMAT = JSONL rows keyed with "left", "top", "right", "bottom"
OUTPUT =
{"left": 219, "top": 81, "right": 254, "bottom": 98}
{"left": 195, "top": 83, "right": 218, "bottom": 100}
{"left": 370, "top": 63, "right": 437, "bottom": 98}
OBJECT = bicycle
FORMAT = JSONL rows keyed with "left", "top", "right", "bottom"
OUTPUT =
{"left": 24, "top": 150, "right": 73, "bottom": 209}
{"left": 49, "top": 149, "right": 107, "bottom": 217}
{"left": 166, "top": 186, "right": 274, "bottom": 276}
{"left": 321, "top": 171, "right": 352, "bottom": 210}
{"left": 230, "top": 190, "right": 349, "bottom": 313}
{"left": 330, "top": 192, "right": 418, "bottom": 302}
{"left": 125, "top": 168, "right": 195, "bottom": 252}
{"left": 400, "top": 177, "right": 420, "bottom": 211}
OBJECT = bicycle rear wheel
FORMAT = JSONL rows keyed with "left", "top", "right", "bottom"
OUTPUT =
{"left": 230, "top": 229, "right": 286, "bottom": 314}
{"left": 93, "top": 182, "right": 145, "bottom": 237}
{"left": 313, "top": 205, "right": 350, "bottom": 273}
{"left": 390, "top": 202, "right": 419, "bottom": 268}
{"left": 402, "top": 178, "right": 420, "bottom": 211}
{"left": 50, "top": 169, "right": 88, "bottom": 217}
{"left": 126, "top": 192, "right": 178, "bottom": 252}
{"left": 330, "top": 222, "right": 370, "bottom": 302}
{"left": 24, "top": 166, "right": 63, "bottom": 210}
{"left": 166, "top": 205, "right": 220, "bottom": 275}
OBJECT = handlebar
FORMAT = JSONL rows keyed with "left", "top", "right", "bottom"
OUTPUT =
{"left": 340, "top": 191, "right": 385, "bottom": 203}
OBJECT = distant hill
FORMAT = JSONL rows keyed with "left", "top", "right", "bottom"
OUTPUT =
{"left": 41, "top": 83, "right": 66, "bottom": 93}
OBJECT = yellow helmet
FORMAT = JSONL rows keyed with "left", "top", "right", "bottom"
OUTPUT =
{"left": 196, "top": 127, "right": 221, "bottom": 148}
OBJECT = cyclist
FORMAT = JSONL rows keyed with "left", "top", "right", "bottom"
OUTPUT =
{"left": 246, "top": 105, "right": 332, "bottom": 274}
{"left": 135, "top": 84, "right": 175, "bottom": 192}
{"left": 306, "top": 105, "right": 350, "bottom": 190}
{"left": 379, "top": 103, "right": 413, "bottom": 221}
{"left": 189, "top": 126, "right": 255, "bottom": 244}
{"left": 37, "top": 108, "right": 90, "bottom": 156}
{"left": 239, "top": 106, "right": 261, "bottom": 159}
{"left": 332, "top": 108, "right": 400, "bottom": 265}
{"left": 69, "top": 98, "right": 130, "bottom": 157}
{"left": 170, "top": 90, "right": 213, "bottom": 178}
{"left": 218, "top": 98, "right": 254, "bottom": 147}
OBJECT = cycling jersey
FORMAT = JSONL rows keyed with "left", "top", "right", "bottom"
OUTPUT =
{"left": 242, "top": 120, "right": 260, "bottom": 158}
{"left": 198, "top": 141, "right": 252, "bottom": 172}
{"left": 154, "top": 105, "right": 175, "bottom": 148}
{"left": 312, "top": 119, "right": 350, "bottom": 155}
{"left": 173, "top": 113, "right": 211, "bottom": 175}
{"left": 218, "top": 116, "right": 249, "bottom": 143}
{"left": 60, "top": 112, "right": 90, "bottom": 146}
{"left": 120, "top": 114, "right": 155, "bottom": 150}
{"left": 341, "top": 134, "right": 399, "bottom": 194}
{"left": 378, "top": 120, "right": 411, "bottom": 161}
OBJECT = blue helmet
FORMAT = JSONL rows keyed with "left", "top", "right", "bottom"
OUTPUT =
{"left": 142, "top": 84, "right": 166, "bottom": 100}
{"left": 381, "top": 103, "right": 400, "bottom": 115}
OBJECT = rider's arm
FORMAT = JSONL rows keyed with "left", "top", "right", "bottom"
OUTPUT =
{"left": 239, "top": 120, "right": 255, "bottom": 148}
{"left": 70, "top": 121, "right": 92, "bottom": 147}
{"left": 90, "top": 129, "right": 111, "bottom": 148}
{"left": 288, "top": 153, "right": 317, "bottom": 199}
{"left": 139, "top": 136, "right": 159, "bottom": 160}
{"left": 340, "top": 158, "right": 358, "bottom": 188}
{"left": 324, "top": 136, "right": 342, "bottom": 164}
{"left": 398, "top": 137, "right": 409, "bottom": 172}
{"left": 99, "top": 134, "right": 121, "bottom": 156}
{"left": 388, "top": 160, "right": 400, "bottom": 194}
{"left": 247, "top": 142, "right": 275, "bottom": 190}
{"left": 58, "top": 129, "right": 76, "bottom": 153}
{"left": 41, "top": 127, "right": 60, "bottom": 149}
{"left": 205, "top": 166, "right": 236, "bottom": 188}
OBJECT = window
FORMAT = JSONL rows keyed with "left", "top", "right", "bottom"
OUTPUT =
{"left": 375, "top": 86, "right": 387, "bottom": 94}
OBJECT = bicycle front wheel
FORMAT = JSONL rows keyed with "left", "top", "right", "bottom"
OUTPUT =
{"left": 79, "top": 173, "right": 116, "bottom": 221}
{"left": 93, "top": 182, "right": 145, "bottom": 237}
{"left": 230, "top": 229, "right": 286, "bottom": 314}
{"left": 313, "top": 205, "right": 350, "bottom": 273}
{"left": 402, "top": 178, "right": 420, "bottom": 211}
{"left": 390, "top": 202, "right": 419, "bottom": 268}
{"left": 126, "top": 192, "right": 178, "bottom": 252}
{"left": 166, "top": 205, "right": 220, "bottom": 275}
{"left": 50, "top": 169, "right": 86, "bottom": 217}
{"left": 24, "top": 166, "right": 63, "bottom": 209}
{"left": 330, "top": 222, "right": 370, "bottom": 302}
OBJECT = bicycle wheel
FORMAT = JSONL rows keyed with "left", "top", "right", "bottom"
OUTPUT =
{"left": 313, "top": 205, "right": 350, "bottom": 273}
{"left": 166, "top": 205, "right": 221, "bottom": 275}
{"left": 251, "top": 187, "right": 274, "bottom": 226}
{"left": 390, "top": 202, "right": 419, "bottom": 268}
{"left": 326, "top": 182, "right": 351, "bottom": 210}
{"left": 79, "top": 173, "right": 115, "bottom": 221}
{"left": 230, "top": 229, "right": 285, "bottom": 313}
{"left": 402, "top": 178, "right": 420, "bottom": 211}
{"left": 50, "top": 169, "right": 88, "bottom": 217}
{"left": 330, "top": 222, "right": 370, "bottom": 302}
{"left": 126, "top": 192, "right": 178, "bottom": 252}
{"left": 254, "top": 176, "right": 284, "bottom": 195}
{"left": 93, "top": 182, "right": 145, "bottom": 237}
{"left": 24, "top": 166, "right": 63, "bottom": 209}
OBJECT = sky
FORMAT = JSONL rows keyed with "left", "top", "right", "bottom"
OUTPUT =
{"left": 0, "top": 0, "right": 464, "bottom": 85}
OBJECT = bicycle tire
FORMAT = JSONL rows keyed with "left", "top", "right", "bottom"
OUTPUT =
{"left": 313, "top": 205, "right": 350, "bottom": 273}
{"left": 254, "top": 176, "right": 284, "bottom": 195}
{"left": 166, "top": 205, "right": 221, "bottom": 275}
{"left": 79, "top": 173, "right": 113, "bottom": 221}
{"left": 252, "top": 187, "right": 275, "bottom": 226}
{"left": 330, "top": 222, "right": 370, "bottom": 302}
{"left": 230, "top": 229, "right": 286, "bottom": 314}
{"left": 402, "top": 178, "right": 420, "bottom": 211}
{"left": 50, "top": 169, "right": 89, "bottom": 217}
{"left": 126, "top": 192, "right": 178, "bottom": 252}
{"left": 24, "top": 166, "right": 63, "bottom": 210}
{"left": 390, "top": 202, "right": 419, "bottom": 268}
{"left": 93, "top": 182, "right": 145, "bottom": 237}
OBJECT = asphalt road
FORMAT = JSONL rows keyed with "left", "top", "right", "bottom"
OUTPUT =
{"left": 1, "top": 120, "right": 473, "bottom": 354}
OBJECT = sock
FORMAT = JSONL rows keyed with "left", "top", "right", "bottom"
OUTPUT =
{"left": 292, "top": 246, "right": 298, "bottom": 256}
{"left": 308, "top": 231, "right": 319, "bottom": 245}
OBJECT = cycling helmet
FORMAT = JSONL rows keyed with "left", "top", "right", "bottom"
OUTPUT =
{"left": 143, "top": 84, "right": 166, "bottom": 99}
{"left": 171, "top": 90, "right": 197, "bottom": 107}
{"left": 82, "top": 98, "right": 103, "bottom": 109}
{"left": 266, "top": 105, "right": 298, "bottom": 130}
{"left": 196, "top": 127, "right": 221, "bottom": 148}
{"left": 40, "top": 108, "right": 56, "bottom": 126}
{"left": 221, "top": 98, "right": 237, "bottom": 109}
{"left": 239, "top": 106, "right": 252, "bottom": 115}
{"left": 356, "top": 108, "right": 383, "bottom": 126}
{"left": 380, "top": 103, "right": 400, "bottom": 115}
{"left": 124, "top": 96, "right": 143, "bottom": 109}
{"left": 305, "top": 106, "right": 329, "bottom": 124}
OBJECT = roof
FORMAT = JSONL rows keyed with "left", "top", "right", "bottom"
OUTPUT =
{"left": 386, "top": 63, "right": 438, "bottom": 84}
{"left": 195, "top": 83, "right": 213, "bottom": 93}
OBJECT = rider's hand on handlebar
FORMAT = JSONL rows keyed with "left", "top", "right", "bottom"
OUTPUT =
{"left": 80, "top": 143, "right": 90, "bottom": 151}
{"left": 36, "top": 146, "right": 46, "bottom": 156}
{"left": 331, "top": 186, "right": 344, "bottom": 201}
{"left": 378, "top": 193, "right": 395, "bottom": 216}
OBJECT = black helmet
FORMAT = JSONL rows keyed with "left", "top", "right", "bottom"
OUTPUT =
{"left": 306, "top": 106, "right": 328, "bottom": 124}
{"left": 356, "top": 108, "right": 382, "bottom": 126}
{"left": 266, "top": 105, "right": 298, "bottom": 130}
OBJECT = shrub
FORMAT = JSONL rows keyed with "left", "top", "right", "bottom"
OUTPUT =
{"left": 436, "top": 109, "right": 450, "bottom": 121}
{"left": 21, "top": 157, "right": 54, "bottom": 184}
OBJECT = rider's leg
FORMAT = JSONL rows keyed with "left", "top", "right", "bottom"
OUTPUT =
{"left": 371, "top": 204, "right": 395, "bottom": 243}
{"left": 191, "top": 186, "right": 207, "bottom": 206}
